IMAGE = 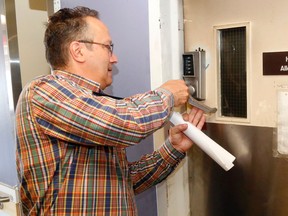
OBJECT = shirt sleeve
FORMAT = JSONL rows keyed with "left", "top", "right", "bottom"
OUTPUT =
{"left": 31, "top": 78, "right": 174, "bottom": 148}
{"left": 129, "top": 138, "right": 186, "bottom": 194}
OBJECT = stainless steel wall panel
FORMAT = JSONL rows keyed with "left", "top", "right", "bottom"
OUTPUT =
{"left": 4, "top": 0, "right": 21, "bottom": 108}
{"left": 189, "top": 123, "right": 288, "bottom": 216}
{"left": 0, "top": 0, "right": 21, "bottom": 186}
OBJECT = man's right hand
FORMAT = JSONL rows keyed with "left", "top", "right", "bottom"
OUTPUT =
{"left": 168, "top": 107, "right": 206, "bottom": 153}
{"left": 160, "top": 80, "right": 189, "bottom": 107}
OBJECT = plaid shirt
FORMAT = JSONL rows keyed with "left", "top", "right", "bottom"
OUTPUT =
{"left": 16, "top": 70, "right": 185, "bottom": 215}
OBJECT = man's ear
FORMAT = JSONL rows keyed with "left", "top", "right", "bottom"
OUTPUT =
{"left": 69, "top": 41, "right": 85, "bottom": 63}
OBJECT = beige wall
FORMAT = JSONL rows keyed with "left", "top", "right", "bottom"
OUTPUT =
{"left": 148, "top": 1, "right": 192, "bottom": 215}
{"left": 15, "top": 0, "right": 50, "bottom": 87}
{"left": 153, "top": 1, "right": 288, "bottom": 216}
{"left": 183, "top": 0, "right": 288, "bottom": 127}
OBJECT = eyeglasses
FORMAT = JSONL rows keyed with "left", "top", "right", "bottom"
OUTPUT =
{"left": 77, "top": 40, "right": 114, "bottom": 55}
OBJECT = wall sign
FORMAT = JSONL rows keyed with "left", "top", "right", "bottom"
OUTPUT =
{"left": 263, "top": 51, "right": 288, "bottom": 75}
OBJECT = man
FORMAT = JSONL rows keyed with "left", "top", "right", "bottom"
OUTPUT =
{"left": 16, "top": 6, "right": 205, "bottom": 215}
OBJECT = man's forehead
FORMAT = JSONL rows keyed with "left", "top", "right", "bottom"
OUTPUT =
{"left": 86, "top": 17, "right": 108, "bottom": 32}
{"left": 85, "top": 17, "right": 111, "bottom": 40}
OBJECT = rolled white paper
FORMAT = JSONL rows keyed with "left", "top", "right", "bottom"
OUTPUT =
{"left": 170, "top": 112, "right": 236, "bottom": 171}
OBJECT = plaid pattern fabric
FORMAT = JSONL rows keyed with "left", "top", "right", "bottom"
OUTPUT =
{"left": 16, "top": 70, "right": 185, "bottom": 215}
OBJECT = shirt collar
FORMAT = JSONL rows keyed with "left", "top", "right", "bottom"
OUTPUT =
{"left": 52, "top": 70, "right": 101, "bottom": 93}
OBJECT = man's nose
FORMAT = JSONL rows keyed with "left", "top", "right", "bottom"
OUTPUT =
{"left": 110, "top": 53, "right": 118, "bottom": 63}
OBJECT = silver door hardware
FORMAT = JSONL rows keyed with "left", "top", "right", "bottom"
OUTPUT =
{"left": 0, "top": 195, "right": 10, "bottom": 210}
{"left": 188, "top": 96, "right": 217, "bottom": 114}
{"left": 183, "top": 48, "right": 206, "bottom": 100}
{"left": 183, "top": 48, "right": 217, "bottom": 113}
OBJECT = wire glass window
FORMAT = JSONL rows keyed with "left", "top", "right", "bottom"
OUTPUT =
{"left": 219, "top": 27, "right": 247, "bottom": 118}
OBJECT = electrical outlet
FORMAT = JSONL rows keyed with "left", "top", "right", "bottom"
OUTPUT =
{"left": 54, "top": 0, "right": 61, "bottom": 12}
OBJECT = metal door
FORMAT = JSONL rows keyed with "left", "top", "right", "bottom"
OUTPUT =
{"left": 0, "top": 0, "right": 22, "bottom": 214}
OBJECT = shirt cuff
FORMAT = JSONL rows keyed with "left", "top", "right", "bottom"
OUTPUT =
{"left": 158, "top": 138, "right": 186, "bottom": 166}
{"left": 154, "top": 87, "right": 174, "bottom": 109}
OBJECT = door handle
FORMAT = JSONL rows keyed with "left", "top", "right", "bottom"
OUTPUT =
{"left": 0, "top": 195, "right": 10, "bottom": 210}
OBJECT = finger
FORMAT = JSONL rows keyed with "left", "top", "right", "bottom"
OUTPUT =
{"left": 187, "top": 107, "right": 203, "bottom": 123}
{"left": 193, "top": 110, "right": 204, "bottom": 125}
{"left": 188, "top": 107, "right": 198, "bottom": 122}
{"left": 170, "top": 124, "right": 188, "bottom": 135}
{"left": 182, "top": 112, "right": 189, "bottom": 121}
{"left": 196, "top": 115, "right": 206, "bottom": 129}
